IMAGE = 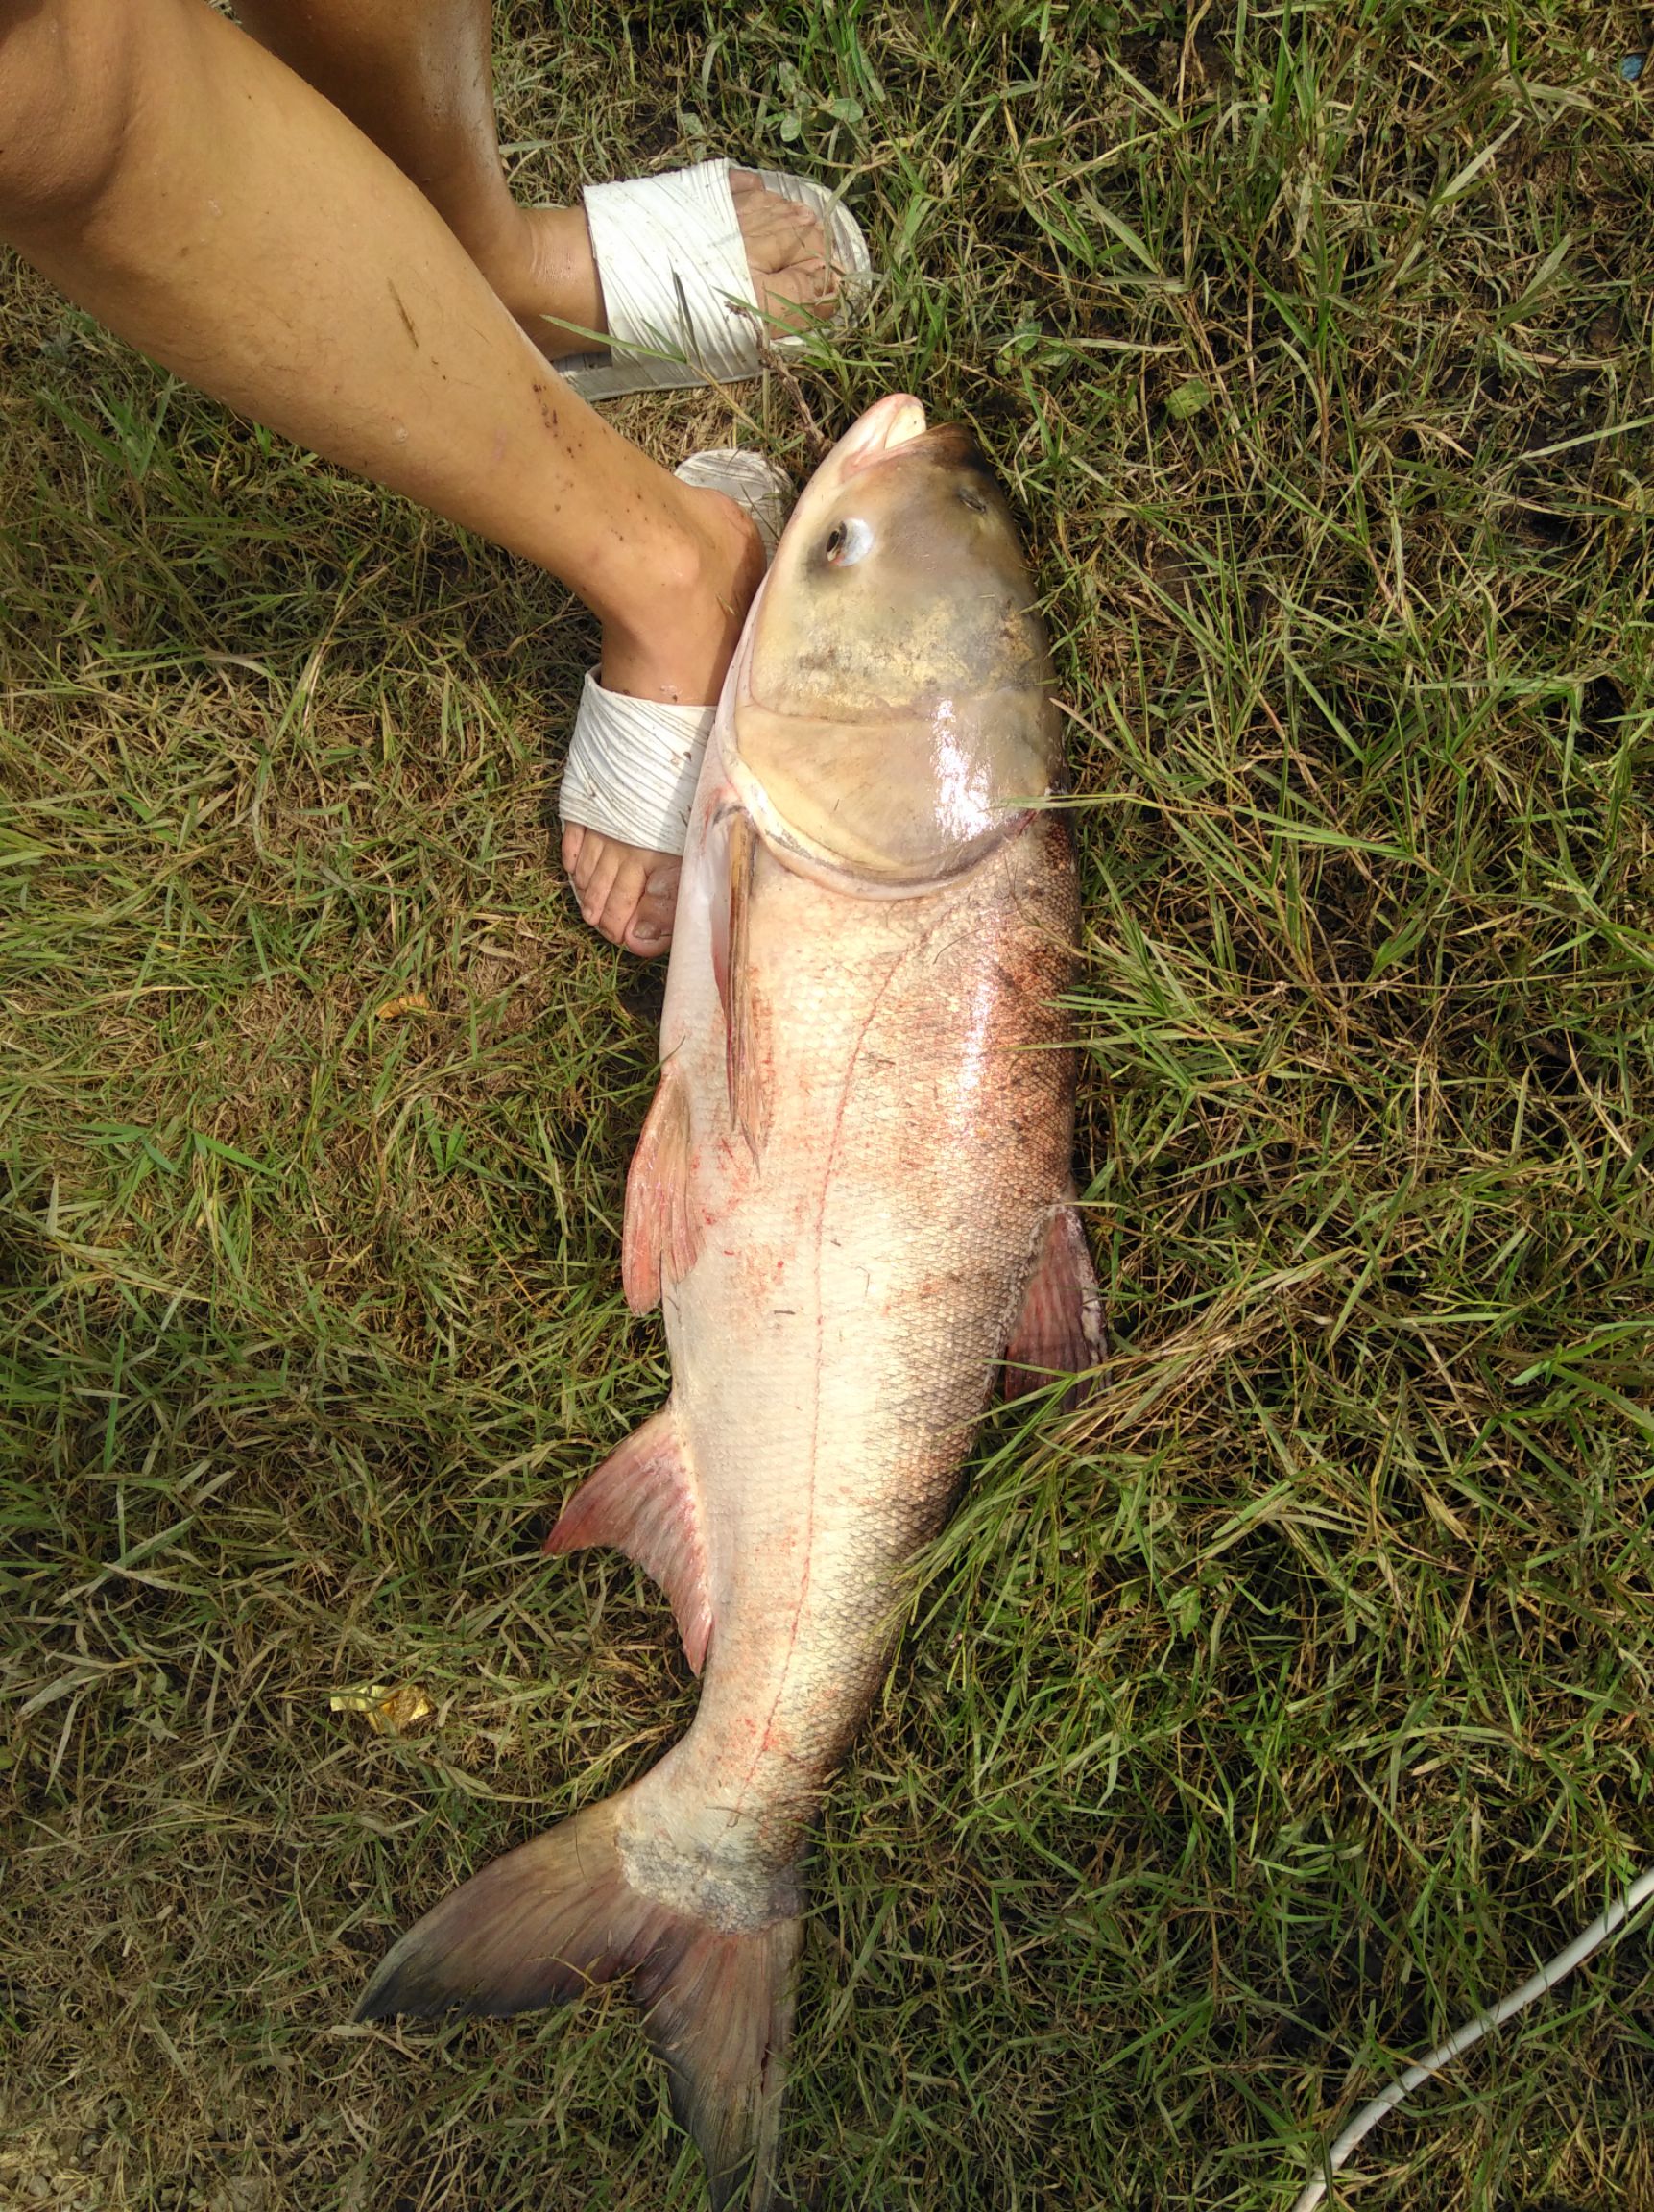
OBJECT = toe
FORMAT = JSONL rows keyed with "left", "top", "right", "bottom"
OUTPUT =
{"left": 738, "top": 211, "right": 822, "bottom": 280}
{"left": 743, "top": 200, "right": 826, "bottom": 267}
{"left": 593, "top": 854, "right": 649, "bottom": 949}
{"left": 565, "top": 825, "right": 678, "bottom": 951}
{"left": 759, "top": 254, "right": 833, "bottom": 325}
{"left": 571, "top": 836, "right": 627, "bottom": 940}
{"left": 622, "top": 856, "right": 682, "bottom": 957}
{"left": 730, "top": 170, "right": 837, "bottom": 316}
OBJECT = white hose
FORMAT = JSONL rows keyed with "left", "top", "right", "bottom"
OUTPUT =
{"left": 1291, "top": 1863, "right": 1654, "bottom": 2211}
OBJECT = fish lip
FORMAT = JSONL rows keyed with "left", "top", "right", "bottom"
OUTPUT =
{"left": 832, "top": 392, "right": 928, "bottom": 478}
{"left": 834, "top": 402, "right": 990, "bottom": 490}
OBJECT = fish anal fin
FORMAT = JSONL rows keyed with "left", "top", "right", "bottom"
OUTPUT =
{"left": 622, "top": 1060, "right": 700, "bottom": 1314}
{"left": 356, "top": 1786, "right": 801, "bottom": 2212}
{"left": 723, "top": 811, "right": 772, "bottom": 1161}
{"left": 1002, "top": 1192, "right": 1105, "bottom": 1406}
{"left": 544, "top": 1408, "right": 713, "bottom": 1673}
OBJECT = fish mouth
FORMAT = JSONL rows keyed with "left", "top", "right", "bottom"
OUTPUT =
{"left": 834, "top": 397, "right": 989, "bottom": 485}
{"left": 835, "top": 393, "right": 928, "bottom": 473}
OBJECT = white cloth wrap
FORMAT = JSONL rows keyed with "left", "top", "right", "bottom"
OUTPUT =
{"left": 560, "top": 677, "right": 715, "bottom": 855}
{"left": 559, "top": 450, "right": 789, "bottom": 856}
{"left": 557, "top": 159, "right": 873, "bottom": 400}
{"left": 581, "top": 158, "right": 758, "bottom": 386}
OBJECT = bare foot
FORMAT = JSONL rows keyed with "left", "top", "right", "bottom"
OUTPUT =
{"left": 485, "top": 170, "right": 836, "bottom": 364}
{"left": 563, "top": 482, "right": 766, "bottom": 957}
{"left": 561, "top": 825, "right": 680, "bottom": 957}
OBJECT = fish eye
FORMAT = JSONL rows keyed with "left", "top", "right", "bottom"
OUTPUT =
{"left": 824, "top": 516, "right": 873, "bottom": 567}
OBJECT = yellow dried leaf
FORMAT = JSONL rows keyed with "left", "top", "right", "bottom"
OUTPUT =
{"left": 374, "top": 992, "right": 431, "bottom": 1022}
{"left": 329, "top": 1681, "right": 434, "bottom": 1735}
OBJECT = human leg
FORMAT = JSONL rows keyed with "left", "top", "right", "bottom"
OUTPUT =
{"left": 231, "top": 0, "right": 834, "bottom": 364}
{"left": 0, "top": 0, "right": 756, "bottom": 949}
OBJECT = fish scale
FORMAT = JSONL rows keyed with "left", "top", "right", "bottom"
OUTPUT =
{"left": 638, "top": 814, "right": 1078, "bottom": 1879}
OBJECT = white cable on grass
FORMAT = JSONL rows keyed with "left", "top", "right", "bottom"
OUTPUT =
{"left": 1290, "top": 1863, "right": 1654, "bottom": 2212}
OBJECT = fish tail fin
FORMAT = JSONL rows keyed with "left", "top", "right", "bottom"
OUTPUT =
{"left": 640, "top": 1909, "right": 801, "bottom": 2212}
{"left": 355, "top": 1787, "right": 802, "bottom": 2212}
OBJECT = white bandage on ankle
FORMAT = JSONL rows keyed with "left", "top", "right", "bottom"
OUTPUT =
{"left": 558, "top": 448, "right": 791, "bottom": 858}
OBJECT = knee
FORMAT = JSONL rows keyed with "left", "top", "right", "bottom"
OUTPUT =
{"left": 0, "top": 0, "right": 143, "bottom": 231}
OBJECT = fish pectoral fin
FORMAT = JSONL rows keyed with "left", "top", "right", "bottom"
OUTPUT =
{"left": 1002, "top": 1191, "right": 1105, "bottom": 1407}
{"left": 544, "top": 1407, "right": 714, "bottom": 1673}
{"left": 623, "top": 1059, "right": 701, "bottom": 1314}
{"left": 723, "top": 808, "right": 772, "bottom": 1160}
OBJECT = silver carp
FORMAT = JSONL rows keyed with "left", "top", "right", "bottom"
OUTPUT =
{"left": 358, "top": 394, "right": 1101, "bottom": 2208}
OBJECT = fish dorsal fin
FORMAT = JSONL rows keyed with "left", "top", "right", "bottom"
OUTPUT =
{"left": 622, "top": 1059, "right": 700, "bottom": 1314}
{"left": 544, "top": 1407, "right": 713, "bottom": 1673}
{"left": 1002, "top": 1194, "right": 1105, "bottom": 1404}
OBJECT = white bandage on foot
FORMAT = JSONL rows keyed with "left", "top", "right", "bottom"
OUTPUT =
{"left": 559, "top": 450, "right": 790, "bottom": 858}
{"left": 561, "top": 679, "right": 716, "bottom": 857}
{"left": 558, "top": 158, "right": 874, "bottom": 402}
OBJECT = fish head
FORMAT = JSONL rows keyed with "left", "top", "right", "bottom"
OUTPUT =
{"left": 731, "top": 395, "right": 1062, "bottom": 891}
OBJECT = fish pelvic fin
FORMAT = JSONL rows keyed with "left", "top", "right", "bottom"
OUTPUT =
{"left": 623, "top": 1058, "right": 701, "bottom": 1313}
{"left": 355, "top": 1789, "right": 802, "bottom": 2212}
{"left": 543, "top": 1406, "right": 714, "bottom": 1673}
{"left": 1002, "top": 1190, "right": 1105, "bottom": 1406}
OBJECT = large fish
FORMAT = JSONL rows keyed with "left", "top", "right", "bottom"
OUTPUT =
{"left": 357, "top": 395, "right": 1102, "bottom": 2207}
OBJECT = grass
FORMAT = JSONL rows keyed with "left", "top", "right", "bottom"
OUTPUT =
{"left": 3, "top": 2, "right": 1653, "bottom": 2206}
